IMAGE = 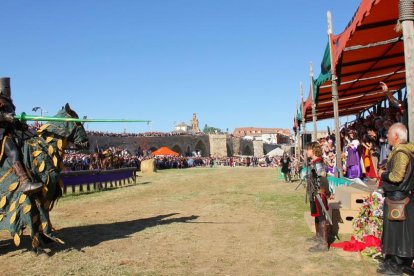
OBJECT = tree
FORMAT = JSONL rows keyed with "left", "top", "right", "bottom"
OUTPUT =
{"left": 203, "top": 124, "right": 222, "bottom": 134}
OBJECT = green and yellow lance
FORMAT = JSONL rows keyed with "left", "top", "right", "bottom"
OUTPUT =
{"left": 14, "top": 112, "right": 151, "bottom": 124}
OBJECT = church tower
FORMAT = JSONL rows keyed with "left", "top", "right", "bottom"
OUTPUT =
{"left": 191, "top": 113, "right": 200, "bottom": 132}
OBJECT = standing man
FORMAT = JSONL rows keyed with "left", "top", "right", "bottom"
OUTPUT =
{"left": 281, "top": 153, "right": 292, "bottom": 182}
{"left": 0, "top": 77, "right": 43, "bottom": 194}
{"left": 306, "top": 142, "right": 331, "bottom": 252}
{"left": 377, "top": 123, "right": 414, "bottom": 275}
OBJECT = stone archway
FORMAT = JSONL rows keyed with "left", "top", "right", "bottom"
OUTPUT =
{"left": 242, "top": 145, "right": 253, "bottom": 156}
{"left": 227, "top": 143, "right": 233, "bottom": 157}
{"left": 195, "top": 140, "right": 208, "bottom": 157}
{"left": 185, "top": 146, "right": 192, "bottom": 157}
{"left": 172, "top": 145, "right": 183, "bottom": 155}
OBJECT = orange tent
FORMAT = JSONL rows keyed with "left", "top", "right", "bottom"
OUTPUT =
{"left": 152, "top": 147, "right": 180, "bottom": 156}
{"left": 304, "top": 0, "right": 406, "bottom": 122}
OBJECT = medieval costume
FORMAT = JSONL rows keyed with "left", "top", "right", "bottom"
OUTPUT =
{"left": 361, "top": 139, "right": 378, "bottom": 179}
{"left": 324, "top": 152, "right": 336, "bottom": 176}
{"left": 308, "top": 156, "right": 331, "bottom": 252}
{"left": 0, "top": 78, "right": 42, "bottom": 194}
{"left": 379, "top": 143, "right": 414, "bottom": 274}
{"left": 281, "top": 154, "right": 291, "bottom": 182}
{"left": 379, "top": 131, "right": 391, "bottom": 165}
{"left": 346, "top": 140, "right": 362, "bottom": 179}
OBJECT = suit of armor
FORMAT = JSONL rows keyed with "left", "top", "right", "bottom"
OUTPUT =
{"left": 307, "top": 156, "right": 331, "bottom": 252}
{"left": 0, "top": 77, "right": 42, "bottom": 194}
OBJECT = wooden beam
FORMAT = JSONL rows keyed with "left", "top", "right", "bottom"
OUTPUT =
{"left": 310, "top": 62, "right": 317, "bottom": 142}
{"left": 313, "top": 79, "right": 406, "bottom": 101}
{"left": 339, "top": 62, "right": 406, "bottom": 78}
{"left": 341, "top": 52, "right": 405, "bottom": 67}
{"left": 328, "top": 11, "right": 343, "bottom": 177}
{"left": 356, "top": 19, "right": 398, "bottom": 31}
{"left": 400, "top": 0, "right": 414, "bottom": 142}
{"left": 344, "top": 37, "right": 402, "bottom": 52}
{"left": 340, "top": 42, "right": 400, "bottom": 94}
{"left": 300, "top": 81, "right": 306, "bottom": 162}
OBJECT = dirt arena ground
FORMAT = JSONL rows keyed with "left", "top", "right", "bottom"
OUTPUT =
{"left": 0, "top": 167, "right": 377, "bottom": 275}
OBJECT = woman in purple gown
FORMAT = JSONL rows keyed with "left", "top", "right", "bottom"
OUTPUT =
{"left": 346, "top": 139, "right": 362, "bottom": 179}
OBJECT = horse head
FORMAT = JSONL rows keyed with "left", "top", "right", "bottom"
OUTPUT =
{"left": 39, "top": 103, "right": 89, "bottom": 150}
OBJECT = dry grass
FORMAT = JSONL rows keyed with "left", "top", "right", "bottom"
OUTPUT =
{"left": 0, "top": 167, "right": 377, "bottom": 275}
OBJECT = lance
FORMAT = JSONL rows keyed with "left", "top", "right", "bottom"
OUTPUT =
{"left": 14, "top": 112, "right": 151, "bottom": 124}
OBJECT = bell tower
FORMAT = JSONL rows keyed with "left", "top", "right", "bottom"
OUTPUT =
{"left": 191, "top": 113, "right": 200, "bottom": 132}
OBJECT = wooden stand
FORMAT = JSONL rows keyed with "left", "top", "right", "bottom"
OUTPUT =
{"left": 304, "top": 186, "right": 370, "bottom": 234}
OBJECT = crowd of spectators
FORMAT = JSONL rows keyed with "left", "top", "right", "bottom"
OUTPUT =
{"left": 153, "top": 155, "right": 289, "bottom": 170}
{"left": 317, "top": 85, "right": 408, "bottom": 181}
{"left": 63, "top": 146, "right": 140, "bottom": 171}
{"left": 62, "top": 146, "right": 287, "bottom": 172}
{"left": 63, "top": 153, "right": 92, "bottom": 171}
{"left": 274, "top": 87, "right": 408, "bottom": 183}
{"left": 86, "top": 130, "right": 205, "bottom": 137}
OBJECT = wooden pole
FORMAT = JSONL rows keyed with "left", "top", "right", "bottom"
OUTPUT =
{"left": 400, "top": 0, "right": 414, "bottom": 142}
{"left": 296, "top": 101, "right": 300, "bottom": 160}
{"left": 301, "top": 81, "right": 307, "bottom": 165}
{"left": 301, "top": 81, "right": 306, "bottom": 146}
{"left": 327, "top": 11, "right": 344, "bottom": 177}
{"left": 310, "top": 62, "right": 318, "bottom": 141}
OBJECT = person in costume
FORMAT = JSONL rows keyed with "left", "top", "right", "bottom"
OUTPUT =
{"left": 361, "top": 134, "right": 378, "bottom": 179}
{"left": 306, "top": 142, "right": 331, "bottom": 252}
{"left": 281, "top": 153, "right": 292, "bottom": 182}
{"left": 324, "top": 152, "right": 336, "bottom": 176}
{"left": 377, "top": 123, "right": 414, "bottom": 275}
{"left": 0, "top": 77, "right": 43, "bottom": 194}
{"left": 346, "top": 131, "right": 362, "bottom": 179}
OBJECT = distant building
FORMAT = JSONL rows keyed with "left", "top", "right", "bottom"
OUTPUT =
{"left": 191, "top": 113, "right": 200, "bottom": 132}
{"left": 233, "top": 127, "right": 291, "bottom": 144}
{"left": 174, "top": 113, "right": 201, "bottom": 133}
{"left": 174, "top": 122, "right": 191, "bottom": 133}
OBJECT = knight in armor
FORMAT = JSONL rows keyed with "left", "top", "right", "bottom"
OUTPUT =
{"left": 305, "top": 141, "right": 331, "bottom": 252}
{"left": 0, "top": 77, "right": 43, "bottom": 194}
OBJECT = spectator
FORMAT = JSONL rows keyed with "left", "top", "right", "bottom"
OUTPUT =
{"left": 377, "top": 123, "right": 414, "bottom": 275}
{"left": 281, "top": 153, "right": 292, "bottom": 182}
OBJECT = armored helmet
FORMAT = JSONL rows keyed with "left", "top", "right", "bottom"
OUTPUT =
{"left": 0, "top": 78, "right": 11, "bottom": 98}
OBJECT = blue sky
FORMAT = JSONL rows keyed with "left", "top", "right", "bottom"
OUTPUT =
{"left": 1, "top": 0, "right": 360, "bottom": 133}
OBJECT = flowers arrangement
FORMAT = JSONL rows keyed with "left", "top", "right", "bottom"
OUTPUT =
{"left": 353, "top": 192, "right": 384, "bottom": 240}
{"left": 332, "top": 192, "right": 384, "bottom": 256}
{"left": 352, "top": 192, "right": 384, "bottom": 256}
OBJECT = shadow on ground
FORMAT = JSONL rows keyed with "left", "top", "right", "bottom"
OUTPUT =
{"left": 0, "top": 213, "right": 199, "bottom": 255}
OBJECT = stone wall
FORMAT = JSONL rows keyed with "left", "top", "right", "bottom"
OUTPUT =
{"left": 208, "top": 134, "right": 228, "bottom": 157}
{"left": 252, "top": 140, "right": 264, "bottom": 157}
{"left": 88, "top": 134, "right": 286, "bottom": 157}
{"left": 228, "top": 137, "right": 240, "bottom": 156}
{"left": 88, "top": 135, "right": 211, "bottom": 157}
{"left": 239, "top": 139, "right": 254, "bottom": 156}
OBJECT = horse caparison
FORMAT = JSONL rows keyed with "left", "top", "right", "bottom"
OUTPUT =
{"left": 0, "top": 103, "right": 89, "bottom": 253}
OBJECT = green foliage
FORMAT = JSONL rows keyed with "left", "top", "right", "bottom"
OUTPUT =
{"left": 203, "top": 124, "right": 222, "bottom": 134}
